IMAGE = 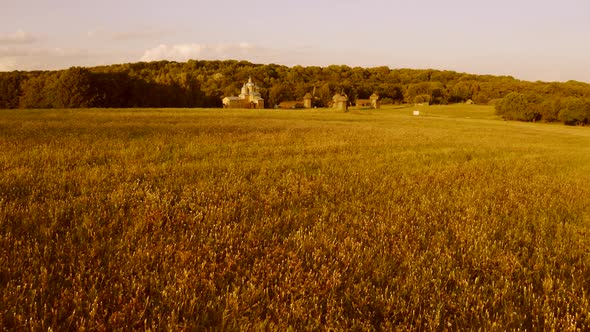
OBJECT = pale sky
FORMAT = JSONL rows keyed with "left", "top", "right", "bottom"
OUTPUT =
{"left": 1, "top": 0, "right": 589, "bottom": 82}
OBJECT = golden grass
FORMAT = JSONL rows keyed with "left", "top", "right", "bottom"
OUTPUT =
{"left": 1, "top": 105, "right": 590, "bottom": 330}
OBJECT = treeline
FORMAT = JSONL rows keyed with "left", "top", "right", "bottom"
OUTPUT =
{"left": 0, "top": 66, "right": 213, "bottom": 109}
{"left": 495, "top": 92, "right": 590, "bottom": 125}
{"left": 1, "top": 60, "right": 590, "bottom": 123}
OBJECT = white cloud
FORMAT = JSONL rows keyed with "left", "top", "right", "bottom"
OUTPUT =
{"left": 86, "top": 28, "right": 103, "bottom": 38}
{"left": 140, "top": 44, "right": 201, "bottom": 62}
{"left": 0, "top": 47, "right": 123, "bottom": 72}
{"left": 0, "top": 29, "right": 38, "bottom": 45}
{"left": 0, "top": 57, "right": 18, "bottom": 71}
{"left": 0, "top": 48, "right": 30, "bottom": 57}
{"left": 139, "top": 42, "right": 273, "bottom": 63}
{"left": 88, "top": 27, "right": 163, "bottom": 41}
{"left": 112, "top": 31, "right": 159, "bottom": 41}
{"left": 0, "top": 47, "right": 87, "bottom": 58}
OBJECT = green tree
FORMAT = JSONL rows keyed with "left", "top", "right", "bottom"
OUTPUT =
{"left": 449, "top": 81, "right": 473, "bottom": 103}
{"left": 405, "top": 82, "right": 431, "bottom": 103}
{"left": 558, "top": 97, "right": 590, "bottom": 125}
{"left": 495, "top": 92, "right": 543, "bottom": 122}
{"left": 429, "top": 81, "right": 447, "bottom": 105}
{"left": 53, "top": 67, "right": 97, "bottom": 108}
{"left": 316, "top": 82, "right": 333, "bottom": 107}
{"left": 19, "top": 74, "right": 55, "bottom": 109}
{"left": 268, "top": 83, "right": 289, "bottom": 108}
{"left": 0, "top": 72, "right": 24, "bottom": 109}
{"left": 538, "top": 97, "right": 561, "bottom": 122}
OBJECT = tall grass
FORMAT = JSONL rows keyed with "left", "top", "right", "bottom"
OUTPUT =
{"left": 1, "top": 105, "right": 590, "bottom": 330}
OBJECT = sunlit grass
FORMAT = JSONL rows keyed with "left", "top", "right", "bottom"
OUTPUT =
{"left": 1, "top": 105, "right": 590, "bottom": 330}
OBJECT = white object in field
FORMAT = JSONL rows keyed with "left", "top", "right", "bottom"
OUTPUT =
{"left": 413, "top": 110, "right": 420, "bottom": 116}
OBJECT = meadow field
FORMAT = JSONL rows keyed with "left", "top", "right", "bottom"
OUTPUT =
{"left": 1, "top": 104, "right": 590, "bottom": 330}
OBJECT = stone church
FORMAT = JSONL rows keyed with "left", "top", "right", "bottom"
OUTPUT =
{"left": 222, "top": 77, "right": 265, "bottom": 109}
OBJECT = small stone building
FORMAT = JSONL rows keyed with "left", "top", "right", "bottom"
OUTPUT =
{"left": 222, "top": 77, "right": 265, "bottom": 109}
{"left": 355, "top": 93, "right": 380, "bottom": 109}
{"left": 355, "top": 99, "right": 371, "bottom": 107}
{"left": 333, "top": 93, "right": 348, "bottom": 111}
{"left": 370, "top": 93, "right": 380, "bottom": 109}
{"left": 278, "top": 101, "right": 304, "bottom": 109}
{"left": 277, "top": 92, "right": 314, "bottom": 109}
{"left": 303, "top": 93, "right": 313, "bottom": 108}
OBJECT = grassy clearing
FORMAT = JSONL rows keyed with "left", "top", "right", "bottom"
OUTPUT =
{"left": 1, "top": 105, "right": 590, "bottom": 330}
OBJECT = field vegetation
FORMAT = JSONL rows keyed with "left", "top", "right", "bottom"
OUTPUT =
{"left": 1, "top": 105, "right": 590, "bottom": 330}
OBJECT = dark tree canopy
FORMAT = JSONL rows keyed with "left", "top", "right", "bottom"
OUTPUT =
{"left": 2, "top": 60, "right": 590, "bottom": 125}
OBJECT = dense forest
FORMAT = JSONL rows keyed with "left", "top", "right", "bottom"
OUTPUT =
{"left": 1, "top": 60, "right": 589, "bottom": 125}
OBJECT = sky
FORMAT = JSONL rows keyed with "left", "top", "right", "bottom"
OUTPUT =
{"left": 1, "top": 0, "right": 590, "bottom": 82}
